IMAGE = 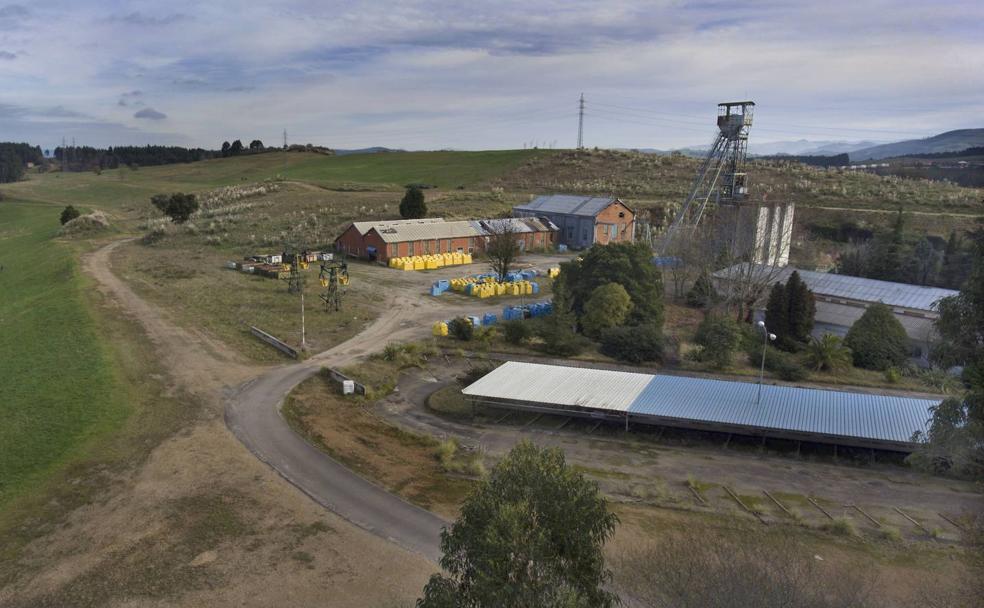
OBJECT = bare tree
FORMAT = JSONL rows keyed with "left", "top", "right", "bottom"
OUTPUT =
{"left": 483, "top": 219, "right": 520, "bottom": 280}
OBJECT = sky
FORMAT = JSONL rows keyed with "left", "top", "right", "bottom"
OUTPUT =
{"left": 1, "top": 0, "right": 982, "bottom": 152}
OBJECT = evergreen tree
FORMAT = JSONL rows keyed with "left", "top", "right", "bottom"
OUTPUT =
{"left": 581, "top": 283, "right": 633, "bottom": 338}
{"left": 844, "top": 303, "right": 910, "bottom": 370}
{"left": 417, "top": 441, "right": 619, "bottom": 608}
{"left": 784, "top": 271, "right": 816, "bottom": 344}
{"left": 764, "top": 282, "right": 788, "bottom": 343}
{"left": 399, "top": 185, "right": 427, "bottom": 219}
{"left": 221, "top": 141, "right": 231, "bottom": 157}
{"left": 229, "top": 140, "right": 245, "bottom": 156}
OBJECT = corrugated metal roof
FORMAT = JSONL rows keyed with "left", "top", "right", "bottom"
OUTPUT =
{"left": 462, "top": 361, "right": 653, "bottom": 412}
{"left": 462, "top": 362, "right": 937, "bottom": 446}
{"left": 471, "top": 217, "right": 560, "bottom": 235}
{"left": 714, "top": 264, "right": 957, "bottom": 312}
{"left": 514, "top": 194, "right": 619, "bottom": 217}
{"left": 369, "top": 220, "right": 483, "bottom": 243}
{"left": 351, "top": 217, "right": 445, "bottom": 236}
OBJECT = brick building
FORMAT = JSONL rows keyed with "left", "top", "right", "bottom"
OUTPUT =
{"left": 334, "top": 217, "right": 558, "bottom": 262}
{"left": 512, "top": 194, "right": 634, "bottom": 249}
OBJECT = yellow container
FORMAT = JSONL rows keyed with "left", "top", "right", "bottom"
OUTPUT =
{"left": 462, "top": 253, "right": 472, "bottom": 264}
{"left": 432, "top": 321, "right": 448, "bottom": 336}
{"left": 413, "top": 257, "right": 425, "bottom": 270}
{"left": 452, "top": 252, "right": 463, "bottom": 265}
{"left": 402, "top": 260, "right": 414, "bottom": 271}
{"left": 425, "top": 258, "right": 438, "bottom": 270}
{"left": 525, "top": 282, "right": 533, "bottom": 295}
{"left": 442, "top": 253, "right": 453, "bottom": 265}
{"left": 497, "top": 283, "right": 506, "bottom": 296}
{"left": 388, "top": 257, "right": 397, "bottom": 268}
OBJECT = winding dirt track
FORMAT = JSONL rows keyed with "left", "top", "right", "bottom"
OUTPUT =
{"left": 85, "top": 238, "right": 451, "bottom": 562}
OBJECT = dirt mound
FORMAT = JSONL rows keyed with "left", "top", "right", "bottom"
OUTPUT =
{"left": 59, "top": 211, "right": 110, "bottom": 236}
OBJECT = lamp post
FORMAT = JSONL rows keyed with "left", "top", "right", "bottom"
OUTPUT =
{"left": 756, "top": 320, "right": 776, "bottom": 405}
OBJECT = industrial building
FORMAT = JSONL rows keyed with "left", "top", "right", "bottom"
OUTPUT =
{"left": 512, "top": 194, "right": 635, "bottom": 249}
{"left": 334, "top": 217, "right": 558, "bottom": 262}
{"left": 462, "top": 361, "right": 938, "bottom": 451}
{"left": 714, "top": 264, "right": 958, "bottom": 365}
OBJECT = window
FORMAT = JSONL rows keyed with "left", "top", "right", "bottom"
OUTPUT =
{"left": 618, "top": 211, "right": 625, "bottom": 218}
{"left": 567, "top": 226, "right": 574, "bottom": 240}
{"left": 409, "top": 241, "right": 415, "bottom": 256}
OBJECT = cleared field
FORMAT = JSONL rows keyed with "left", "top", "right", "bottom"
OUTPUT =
{"left": 0, "top": 202, "right": 129, "bottom": 507}
{"left": 1, "top": 149, "right": 548, "bottom": 212}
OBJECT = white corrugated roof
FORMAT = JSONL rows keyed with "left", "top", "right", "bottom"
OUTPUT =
{"left": 351, "top": 217, "right": 445, "bottom": 236}
{"left": 462, "top": 361, "right": 653, "bottom": 412}
{"left": 369, "top": 220, "right": 483, "bottom": 243}
{"left": 714, "top": 264, "right": 957, "bottom": 313}
{"left": 463, "top": 362, "right": 938, "bottom": 447}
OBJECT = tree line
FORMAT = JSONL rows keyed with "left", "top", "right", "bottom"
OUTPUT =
{"left": 53, "top": 145, "right": 216, "bottom": 172}
{"left": 757, "top": 153, "right": 850, "bottom": 167}
{"left": 0, "top": 142, "right": 44, "bottom": 183}
{"left": 835, "top": 209, "right": 975, "bottom": 290}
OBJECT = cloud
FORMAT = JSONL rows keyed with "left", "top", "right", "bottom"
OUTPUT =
{"left": 110, "top": 12, "right": 189, "bottom": 27}
{"left": 117, "top": 90, "right": 144, "bottom": 106}
{"left": 0, "top": 50, "right": 16, "bottom": 60}
{"left": 0, "top": 3, "right": 30, "bottom": 30}
{"left": 134, "top": 107, "right": 167, "bottom": 120}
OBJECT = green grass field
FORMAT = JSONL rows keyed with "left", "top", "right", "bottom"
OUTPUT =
{"left": 2, "top": 149, "right": 548, "bottom": 212}
{"left": 0, "top": 202, "right": 130, "bottom": 507}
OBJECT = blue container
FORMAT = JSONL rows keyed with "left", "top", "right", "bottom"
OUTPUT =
{"left": 483, "top": 313, "right": 497, "bottom": 326}
{"left": 520, "top": 270, "right": 536, "bottom": 280}
{"left": 467, "top": 315, "right": 482, "bottom": 327}
{"left": 557, "top": 244, "right": 568, "bottom": 252}
{"left": 531, "top": 282, "right": 540, "bottom": 295}
{"left": 430, "top": 285, "right": 443, "bottom": 296}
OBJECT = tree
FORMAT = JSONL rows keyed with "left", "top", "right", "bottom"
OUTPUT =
{"left": 502, "top": 319, "right": 533, "bottom": 345}
{"left": 694, "top": 313, "right": 741, "bottom": 369}
{"left": 221, "top": 141, "right": 231, "bottom": 157}
{"left": 556, "top": 242, "right": 663, "bottom": 331}
{"left": 59, "top": 205, "right": 81, "bottom": 225}
{"left": 248, "top": 139, "right": 264, "bottom": 152}
{"left": 844, "top": 303, "right": 909, "bottom": 370}
{"left": 150, "top": 192, "right": 199, "bottom": 223}
{"left": 804, "top": 334, "right": 853, "bottom": 372}
{"left": 599, "top": 325, "right": 663, "bottom": 364}
{"left": 784, "top": 271, "right": 816, "bottom": 344}
{"left": 399, "top": 185, "right": 427, "bottom": 219}
{"left": 229, "top": 140, "right": 244, "bottom": 156}
{"left": 581, "top": 283, "right": 633, "bottom": 338}
{"left": 535, "top": 309, "right": 588, "bottom": 357}
{"left": 417, "top": 441, "right": 619, "bottom": 608}
{"left": 483, "top": 219, "right": 519, "bottom": 281}
{"left": 764, "top": 283, "right": 788, "bottom": 344}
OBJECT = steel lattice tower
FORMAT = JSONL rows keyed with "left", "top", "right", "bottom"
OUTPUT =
{"left": 660, "top": 101, "right": 754, "bottom": 253}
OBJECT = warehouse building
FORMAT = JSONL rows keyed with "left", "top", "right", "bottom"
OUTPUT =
{"left": 713, "top": 264, "right": 958, "bottom": 365}
{"left": 463, "top": 361, "right": 938, "bottom": 451}
{"left": 335, "top": 216, "right": 558, "bottom": 262}
{"left": 512, "top": 194, "right": 634, "bottom": 249}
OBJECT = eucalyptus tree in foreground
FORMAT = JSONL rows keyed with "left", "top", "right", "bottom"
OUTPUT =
{"left": 416, "top": 441, "right": 620, "bottom": 608}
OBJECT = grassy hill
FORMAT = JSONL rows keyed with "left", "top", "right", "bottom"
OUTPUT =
{"left": 850, "top": 128, "right": 984, "bottom": 161}
{"left": 0, "top": 149, "right": 548, "bottom": 211}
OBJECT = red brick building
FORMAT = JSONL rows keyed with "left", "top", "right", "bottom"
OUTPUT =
{"left": 334, "top": 217, "right": 558, "bottom": 262}
{"left": 512, "top": 195, "right": 635, "bottom": 249}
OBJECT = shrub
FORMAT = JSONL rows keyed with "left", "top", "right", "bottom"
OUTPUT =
{"left": 435, "top": 439, "right": 459, "bottom": 470}
{"left": 150, "top": 192, "right": 199, "bottom": 223}
{"left": 752, "top": 347, "right": 809, "bottom": 381}
{"left": 844, "top": 303, "right": 910, "bottom": 370}
{"left": 804, "top": 334, "right": 852, "bottom": 372}
{"left": 599, "top": 325, "right": 663, "bottom": 364}
{"left": 502, "top": 320, "right": 533, "bottom": 345}
{"left": 581, "top": 283, "right": 633, "bottom": 338}
{"left": 448, "top": 317, "right": 474, "bottom": 342}
{"left": 884, "top": 367, "right": 901, "bottom": 383}
{"left": 59, "top": 205, "right": 80, "bottom": 225}
{"left": 536, "top": 314, "right": 589, "bottom": 357}
{"left": 821, "top": 516, "right": 860, "bottom": 538}
{"left": 694, "top": 314, "right": 741, "bottom": 369}
{"left": 685, "top": 273, "right": 719, "bottom": 308}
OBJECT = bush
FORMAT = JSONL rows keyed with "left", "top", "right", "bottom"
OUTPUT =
{"left": 150, "top": 192, "right": 199, "bottom": 223}
{"left": 844, "top": 303, "right": 910, "bottom": 370}
{"left": 694, "top": 314, "right": 741, "bottom": 369}
{"left": 448, "top": 318, "right": 474, "bottom": 342}
{"left": 599, "top": 325, "right": 663, "bottom": 364}
{"left": 399, "top": 185, "right": 427, "bottom": 219}
{"left": 753, "top": 348, "right": 809, "bottom": 381}
{"left": 804, "top": 334, "right": 852, "bottom": 372}
{"left": 502, "top": 320, "right": 533, "bottom": 345}
{"left": 685, "top": 273, "right": 719, "bottom": 308}
{"left": 581, "top": 283, "right": 633, "bottom": 338}
{"left": 59, "top": 205, "right": 80, "bottom": 225}
{"left": 535, "top": 314, "right": 589, "bottom": 357}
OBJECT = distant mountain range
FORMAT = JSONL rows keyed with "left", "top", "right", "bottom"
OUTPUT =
{"left": 750, "top": 140, "right": 882, "bottom": 156}
{"left": 847, "top": 129, "right": 984, "bottom": 161}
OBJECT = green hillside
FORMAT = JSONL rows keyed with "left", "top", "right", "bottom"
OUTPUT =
{"left": 0, "top": 202, "right": 129, "bottom": 508}
{"left": 1, "top": 149, "right": 550, "bottom": 211}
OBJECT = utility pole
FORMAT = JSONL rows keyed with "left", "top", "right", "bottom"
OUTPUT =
{"left": 577, "top": 93, "right": 584, "bottom": 149}
{"left": 300, "top": 291, "right": 307, "bottom": 351}
{"left": 283, "top": 128, "right": 288, "bottom": 173}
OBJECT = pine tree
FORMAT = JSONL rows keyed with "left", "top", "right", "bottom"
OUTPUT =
{"left": 785, "top": 271, "right": 816, "bottom": 344}
{"left": 399, "top": 185, "right": 427, "bottom": 219}
{"left": 764, "top": 282, "right": 788, "bottom": 342}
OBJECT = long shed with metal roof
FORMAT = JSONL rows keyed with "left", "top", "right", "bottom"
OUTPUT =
{"left": 462, "top": 361, "right": 938, "bottom": 451}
